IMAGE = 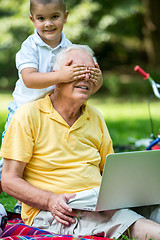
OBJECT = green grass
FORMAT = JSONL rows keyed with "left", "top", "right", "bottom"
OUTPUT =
{"left": 0, "top": 192, "right": 17, "bottom": 212}
{"left": 89, "top": 96, "right": 160, "bottom": 151}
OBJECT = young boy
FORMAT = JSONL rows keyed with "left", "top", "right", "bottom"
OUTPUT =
{"left": 0, "top": 0, "right": 102, "bottom": 211}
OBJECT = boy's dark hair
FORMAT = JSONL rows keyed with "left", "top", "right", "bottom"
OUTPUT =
{"left": 30, "top": 0, "right": 66, "bottom": 15}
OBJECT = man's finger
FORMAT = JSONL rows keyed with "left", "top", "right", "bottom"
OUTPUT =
{"left": 54, "top": 214, "right": 70, "bottom": 226}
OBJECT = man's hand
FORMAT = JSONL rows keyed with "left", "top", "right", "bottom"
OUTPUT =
{"left": 56, "top": 59, "right": 90, "bottom": 84}
{"left": 2, "top": 159, "right": 77, "bottom": 227}
{"left": 48, "top": 193, "right": 78, "bottom": 226}
{"left": 89, "top": 63, "right": 103, "bottom": 94}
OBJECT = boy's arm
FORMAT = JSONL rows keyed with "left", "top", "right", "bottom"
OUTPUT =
{"left": 21, "top": 61, "right": 89, "bottom": 89}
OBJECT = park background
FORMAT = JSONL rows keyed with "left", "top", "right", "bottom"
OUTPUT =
{"left": 0, "top": 0, "right": 160, "bottom": 211}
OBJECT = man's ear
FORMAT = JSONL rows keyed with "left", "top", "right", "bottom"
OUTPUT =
{"left": 64, "top": 10, "right": 69, "bottom": 24}
{"left": 55, "top": 83, "right": 61, "bottom": 88}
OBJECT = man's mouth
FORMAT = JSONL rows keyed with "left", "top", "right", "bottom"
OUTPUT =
{"left": 75, "top": 86, "right": 89, "bottom": 90}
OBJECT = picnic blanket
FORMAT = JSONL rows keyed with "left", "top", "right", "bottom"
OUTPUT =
{"left": 1, "top": 217, "right": 113, "bottom": 240}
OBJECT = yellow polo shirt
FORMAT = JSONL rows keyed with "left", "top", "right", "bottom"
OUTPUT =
{"left": 0, "top": 94, "right": 114, "bottom": 225}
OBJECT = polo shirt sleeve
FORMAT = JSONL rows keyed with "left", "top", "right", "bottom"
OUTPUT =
{"left": 16, "top": 37, "right": 39, "bottom": 73}
{"left": 0, "top": 109, "right": 35, "bottom": 163}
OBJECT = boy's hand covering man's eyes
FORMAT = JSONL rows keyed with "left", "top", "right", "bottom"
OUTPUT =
{"left": 55, "top": 59, "right": 103, "bottom": 96}
{"left": 56, "top": 59, "right": 90, "bottom": 83}
{"left": 88, "top": 63, "right": 103, "bottom": 93}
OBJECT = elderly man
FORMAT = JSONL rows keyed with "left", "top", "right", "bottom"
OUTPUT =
{"left": 1, "top": 45, "right": 160, "bottom": 239}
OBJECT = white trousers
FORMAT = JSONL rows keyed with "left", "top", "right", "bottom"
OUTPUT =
{"left": 32, "top": 188, "right": 147, "bottom": 239}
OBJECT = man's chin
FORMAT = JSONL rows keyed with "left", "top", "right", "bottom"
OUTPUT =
{"left": 76, "top": 94, "right": 90, "bottom": 104}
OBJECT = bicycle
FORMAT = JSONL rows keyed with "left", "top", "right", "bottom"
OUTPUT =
{"left": 134, "top": 65, "right": 160, "bottom": 150}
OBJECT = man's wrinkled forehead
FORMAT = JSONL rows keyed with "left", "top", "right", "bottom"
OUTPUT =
{"left": 65, "top": 50, "right": 95, "bottom": 67}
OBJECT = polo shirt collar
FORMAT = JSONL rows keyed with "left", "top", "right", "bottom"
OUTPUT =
{"left": 33, "top": 29, "right": 67, "bottom": 50}
{"left": 36, "top": 94, "right": 90, "bottom": 129}
{"left": 36, "top": 94, "right": 53, "bottom": 113}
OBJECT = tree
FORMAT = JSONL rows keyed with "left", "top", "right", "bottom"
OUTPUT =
{"left": 64, "top": 0, "right": 144, "bottom": 69}
{"left": 0, "top": 0, "right": 33, "bottom": 89}
{"left": 142, "top": 0, "right": 160, "bottom": 66}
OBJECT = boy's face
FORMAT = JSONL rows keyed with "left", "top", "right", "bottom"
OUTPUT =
{"left": 30, "top": 2, "right": 68, "bottom": 48}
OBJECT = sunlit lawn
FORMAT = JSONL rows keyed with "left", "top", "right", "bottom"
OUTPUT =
{"left": 89, "top": 95, "right": 160, "bottom": 150}
{"left": 0, "top": 92, "right": 160, "bottom": 214}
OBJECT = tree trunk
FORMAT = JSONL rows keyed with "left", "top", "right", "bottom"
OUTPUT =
{"left": 142, "top": 0, "right": 160, "bottom": 66}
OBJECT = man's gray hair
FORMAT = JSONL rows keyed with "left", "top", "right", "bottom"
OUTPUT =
{"left": 54, "top": 44, "right": 96, "bottom": 71}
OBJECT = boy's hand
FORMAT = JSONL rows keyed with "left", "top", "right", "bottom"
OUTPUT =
{"left": 56, "top": 59, "right": 90, "bottom": 83}
{"left": 89, "top": 63, "right": 103, "bottom": 94}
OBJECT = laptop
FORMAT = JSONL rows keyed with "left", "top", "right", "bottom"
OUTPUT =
{"left": 69, "top": 150, "right": 160, "bottom": 211}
